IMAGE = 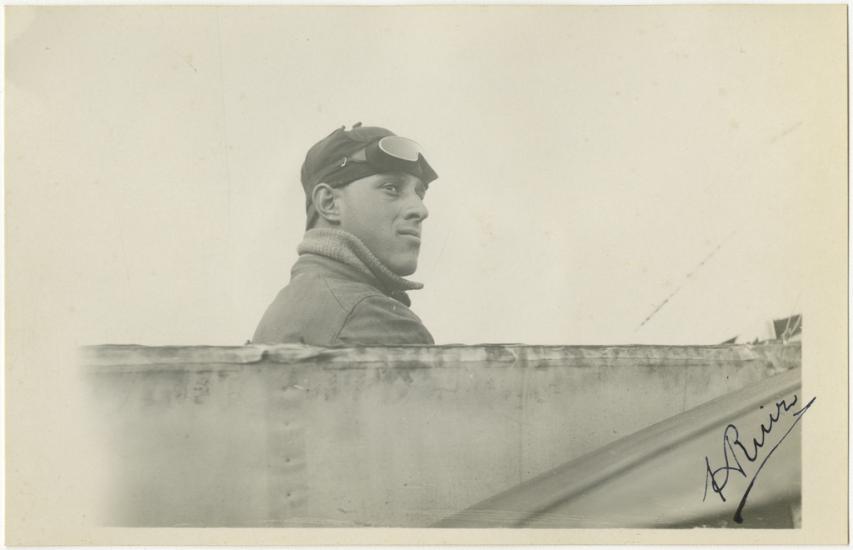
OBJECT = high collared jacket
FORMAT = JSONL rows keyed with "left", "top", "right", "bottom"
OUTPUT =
{"left": 252, "top": 228, "right": 434, "bottom": 346}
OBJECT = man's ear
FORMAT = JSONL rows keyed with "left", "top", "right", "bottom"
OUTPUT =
{"left": 312, "top": 183, "right": 341, "bottom": 224}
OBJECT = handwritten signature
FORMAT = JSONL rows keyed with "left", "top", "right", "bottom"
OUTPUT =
{"left": 703, "top": 393, "right": 816, "bottom": 523}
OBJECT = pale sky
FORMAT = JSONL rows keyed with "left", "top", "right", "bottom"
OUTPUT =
{"left": 6, "top": 6, "right": 846, "bottom": 346}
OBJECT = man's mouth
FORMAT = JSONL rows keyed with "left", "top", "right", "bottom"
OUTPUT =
{"left": 398, "top": 228, "right": 421, "bottom": 241}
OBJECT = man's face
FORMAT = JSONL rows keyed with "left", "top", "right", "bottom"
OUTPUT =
{"left": 335, "top": 172, "right": 429, "bottom": 276}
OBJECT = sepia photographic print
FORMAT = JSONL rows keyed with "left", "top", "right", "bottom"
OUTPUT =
{"left": 5, "top": 4, "right": 848, "bottom": 545}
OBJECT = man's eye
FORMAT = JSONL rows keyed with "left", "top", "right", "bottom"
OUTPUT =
{"left": 383, "top": 183, "right": 400, "bottom": 193}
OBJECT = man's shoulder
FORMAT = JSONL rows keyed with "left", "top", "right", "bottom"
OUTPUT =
{"left": 315, "top": 274, "right": 386, "bottom": 313}
{"left": 252, "top": 272, "right": 385, "bottom": 346}
{"left": 253, "top": 254, "right": 433, "bottom": 346}
{"left": 292, "top": 253, "right": 386, "bottom": 310}
{"left": 337, "top": 293, "right": 434, "bottom": 346}
{"left": 282, "top": 276, "right": 433, "bottom": 345}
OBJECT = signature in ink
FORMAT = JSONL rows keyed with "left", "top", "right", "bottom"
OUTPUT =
{"left": 703, "top": 393, "right": 816, "bottom": 523}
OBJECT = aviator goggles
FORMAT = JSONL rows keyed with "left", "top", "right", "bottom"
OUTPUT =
{"left": 314, "top": 135, "right": 438, "bottom": 186}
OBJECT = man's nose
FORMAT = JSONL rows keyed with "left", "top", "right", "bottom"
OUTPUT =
{"left": 404, "top": 193, "right": 429, "bottom": 222}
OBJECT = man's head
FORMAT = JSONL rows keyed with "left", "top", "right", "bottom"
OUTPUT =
{"left": 300, "top": 123, "right": 438, "bottom": 276}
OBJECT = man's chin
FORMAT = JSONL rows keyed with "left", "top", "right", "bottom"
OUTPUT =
{"left": 389, "top": 259, "right": 418, "bottom": 277}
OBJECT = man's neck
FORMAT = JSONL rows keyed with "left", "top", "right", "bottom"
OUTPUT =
{"left": 297, "top": 228, "right": 424, "bottom": 294}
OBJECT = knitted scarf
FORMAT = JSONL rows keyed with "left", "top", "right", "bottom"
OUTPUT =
{"left": 297, "top": 228, "right": 424, "bottom": 294}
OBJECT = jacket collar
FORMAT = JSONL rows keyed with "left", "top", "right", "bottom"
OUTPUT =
{"left": 296, "top": 228, "right": 423, "bottom": 303}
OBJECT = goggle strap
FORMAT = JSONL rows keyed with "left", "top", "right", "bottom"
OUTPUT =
{"left": 312, "top": 138, "right": 436, "bottom": 185}
{"left": 312, "top": 148, "right": 370, "bottom": 184}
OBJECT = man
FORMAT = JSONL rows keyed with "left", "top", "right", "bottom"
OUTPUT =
{"left": 252, "top": 123, "right": 437, "bottom": 346}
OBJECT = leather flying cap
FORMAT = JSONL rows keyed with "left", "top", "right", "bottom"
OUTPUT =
{"left": 300, "top": 123, "right": 437, "bottom": 229}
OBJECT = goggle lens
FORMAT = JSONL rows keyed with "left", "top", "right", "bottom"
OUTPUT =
{"left": 377, "top": 136, "right": 423, "bottom": 162}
